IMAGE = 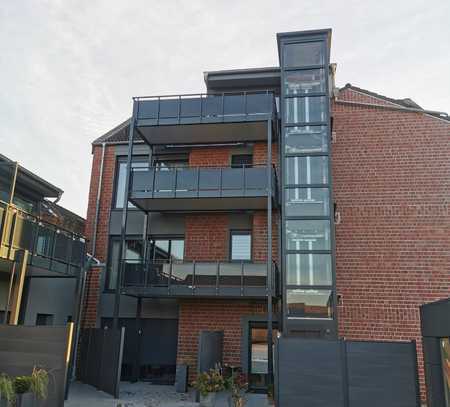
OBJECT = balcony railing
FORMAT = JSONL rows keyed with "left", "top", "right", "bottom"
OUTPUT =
{"left": 120, "top": 260, "right": 279, "bottom": 298}
{"left": 0, "top": 201, "right": 86, "bottom": 276}
{"left": 135, "top": 91, "right": 276, "bottom": 126}
{"left": 130, "top": 165, "right": 278, "bottom": 200}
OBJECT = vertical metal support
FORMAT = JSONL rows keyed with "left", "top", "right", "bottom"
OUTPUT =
{"left": 266, "top": 119, "right": 274, "bottom": 389}
{"left": 3, "top": 262, "right": 16, "bottom": 324}
{"left": 8, "top": 162, "right": 19, "bottom": 205}
{"left": 132, "top": 297, "right": 143, "bottom": 382}
{"left": 113, "top": 100, "right": 138, "bottom": 330}
{"left": 8, "top": 250, "right": 29, "bottom": 325}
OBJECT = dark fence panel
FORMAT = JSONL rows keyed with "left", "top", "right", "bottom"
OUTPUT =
{"left": 0, "top": 324, "right": 73, "bottom": 407}
{"left": 77, "top": 328, "right": 124, "bottom": 398}
{"left": 347, "top": 341, "right": 420, "bottom": 407}
{"left": 276, "top": 337, "right": 345, "bottom": 407}
{"left": 275, "top": 337, "right": 420, "bottom": 407}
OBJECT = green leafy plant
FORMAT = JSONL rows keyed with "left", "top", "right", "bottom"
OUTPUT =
{"left": 0, "top": 374, "right": 14, "bottom": 405}
{"left": 225, "top": 371, "right": 248, "bottom": 407}
{"left": 13, "top": 376, "right": 32, "bottom": 394}
{"left": 192, "top": 366, "right": 226, "bottom": 397}
{"left": 30, "top": 367, "right": 49, "bottom": 400}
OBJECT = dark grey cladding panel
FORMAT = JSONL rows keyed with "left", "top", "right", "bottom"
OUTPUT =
{"left": 420, "top": 297, "right": 450, "bottom": 337}
{"left": 100, "top": 292, "right": 179, "bottom": 319}
{"left": 114, "top": 143, "right": 150, "bottom": 156}
{"left": 276, "top": 337, "right": 345, "bottom": 407}
{"left": 422, "top": 337, "right": 442, "bottom": 365}
{"left": 424, "top": 362, "right": 446, "bottom": 407}
{"left": 0, "top": 324, "right": 71, "bottom": 407}
{"left": 109, "top": 210, "right": 185, "bottom": 236}
{"left": 346, "top": 341, "right": 418, "bottom": 407}
{"left": 229, "top": 214, "right": 252, "bottom": 229}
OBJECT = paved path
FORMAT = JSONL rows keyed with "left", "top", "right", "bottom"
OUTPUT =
{"left": 65, "top": 382, "right": 197, "bottom": 407}
{"left": 65, "top": 382, "right": 269, "bottom": 407}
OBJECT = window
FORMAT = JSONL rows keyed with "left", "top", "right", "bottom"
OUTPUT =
{"left": 285, "top": 188, "right": 330, "bottom": 217}
{"left": 285, "top": 156, "right": 328, "bottom": 185}
{"left": 231, "top": 154, "right": 253, "bottom": 168}
{"left": 286, "top": 289, "right": 333, "bottom": 318}
{"left": 149, "top": 238, "right": 185, "bottom": 262}
{"left": 106, "top": 238, "right": 144, "bottom": 290}
{"left": 285, "top": 96, "right": 327, "bottom": 124}
{"left": 283, "top": 41, "right": 325, "bottom": 68}
{"left": 153, "top": 157, "right": 188, "bottom": 169}
{"left": 115, "top": 158, "right": 149, "bottom": 208}
{"left": 287, "top": 253, "right": 332, "bottom": 286}
{"left": 36, "top": 313, "right": 54, "bottom": 326}
{"left": 230, "top": 231, "right": 252, "bottom": 261}
{"left": 248, "top": 322, "right": 278, "bottom": 390}
{"left": 284, "top": 69, "right": 325, "bottom": 96}
{"left": 286, "top": 220, "right": 331, "bottom": 251}
{"left": 285, "top": 125, "right": 328, "bottom": 154}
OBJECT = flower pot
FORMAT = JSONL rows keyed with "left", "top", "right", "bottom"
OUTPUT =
{"left": 16, "top": 393, "right": 35, "bottom": 407}
{"left": 200, "top": 392, "right": 217, "bottom": 407}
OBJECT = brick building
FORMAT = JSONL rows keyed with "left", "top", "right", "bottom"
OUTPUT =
{"left": 82, "top": 29, "right": 450, "bottom": 401}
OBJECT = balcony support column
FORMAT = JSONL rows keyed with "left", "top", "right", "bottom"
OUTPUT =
{"left": 113, "top": 100, "right": 138, "bottom": 330}
{"left": 266, "top": 119, "right": 273, "bottom": 390}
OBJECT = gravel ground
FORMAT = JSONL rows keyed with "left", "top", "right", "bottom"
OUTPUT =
{"left": 65, "top": 382, "right": 198, "bottom": 407}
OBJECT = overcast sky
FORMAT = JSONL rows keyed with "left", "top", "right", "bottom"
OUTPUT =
{"left": 0, "top": 0, "right": 449, "bottom": 217}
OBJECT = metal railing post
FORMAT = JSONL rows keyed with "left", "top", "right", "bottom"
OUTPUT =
{"left": 216, "top": 261, "right": 220, "bottom": 294}
{"left": 192, "top": 260, "right": 196, "bottom": 295}
{"left": 241, "top": 261, "right": 244, "bottom": 296}
{"left": 177, "top": 95, "right": 181, "bottom": 124}
{"left": 221, "top": 93, "right": 225, "bottom": 122}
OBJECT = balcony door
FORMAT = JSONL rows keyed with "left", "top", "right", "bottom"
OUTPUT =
{"left": 147, "top": 237, "right": 184, "bottom": 285}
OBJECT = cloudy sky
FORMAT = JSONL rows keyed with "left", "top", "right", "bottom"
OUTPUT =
{"left": 1, "top": 0, "right": 449, "bottom": 217}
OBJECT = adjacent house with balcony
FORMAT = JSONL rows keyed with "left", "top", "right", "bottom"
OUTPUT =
{"left": 0, "top": 153, "right": 86, "bottom": 326}
{"left": 82, "top": 28, "right": 450, "bottom": 403}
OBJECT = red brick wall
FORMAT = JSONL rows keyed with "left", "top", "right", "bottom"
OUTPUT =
{"left": 189, "top": 147, "right": 231, "bottom": 167}
{"left": 252, "top": 211, "right": 278, "bottom": 262}
{"left": 185, "top": 213, "right": 229, "bottom": 261}
{"left": 332, "top": 96, "right": 450, "bottom": 400}
{"left": 82, "top": 145, "right": 116, "bottom": 327}
{"left": 177, "top": 299, "right": 266, "bottom": 382}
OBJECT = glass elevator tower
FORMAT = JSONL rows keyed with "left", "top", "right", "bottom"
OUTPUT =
{"left": 277, "top": 29, "right": 337, "bottom": 337}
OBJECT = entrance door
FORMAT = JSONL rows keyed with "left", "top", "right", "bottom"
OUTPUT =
{"left": 248, "top": 322, "right": 278, "bottom": 392}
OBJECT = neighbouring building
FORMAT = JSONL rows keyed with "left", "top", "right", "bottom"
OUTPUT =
{"left": 0, "top": 153, "right": 86, "bottom": 326}
{"left": 82, "top": 28, "right": 450, "bottom": 402}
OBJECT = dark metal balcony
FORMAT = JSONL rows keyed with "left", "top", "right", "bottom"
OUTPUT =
{"left": 0, "top": 201, "right": 86, "bottom": 276}
{"left": 120, "top": 260, "right": 279, "bottom": 299}
{"left": 134, "top": 91, "right": 276, "bottom": 145}
{"left": 129, "top": 165, "right": 278, "bottom": 212}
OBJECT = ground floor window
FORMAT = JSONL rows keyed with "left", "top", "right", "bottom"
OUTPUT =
{"left": 248, "top": 321, "right": 278, "bottom": 391}
{"left": 441, "top": 337, "right": 450, "bottom": 407}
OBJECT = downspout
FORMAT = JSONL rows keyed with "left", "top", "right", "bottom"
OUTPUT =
{"left": 91, "top": 142, "right": 106, "bottom": 258}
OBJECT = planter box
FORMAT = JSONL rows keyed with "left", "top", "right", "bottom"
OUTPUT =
{"left": 200, "top": 392, "right": 217, "bottom": 407}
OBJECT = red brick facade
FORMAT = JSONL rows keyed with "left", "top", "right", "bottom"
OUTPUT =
{"left": 83, "top": 145, "right": 116, "bottom": 327}
{"left": 177, "top": 299, "right": 266, "bottom": 383}
{"left": 332, "top": 88, "right": 450, "bottom": 399}
{"left": 82, "top": 89, "right": 450, "bottom": 400}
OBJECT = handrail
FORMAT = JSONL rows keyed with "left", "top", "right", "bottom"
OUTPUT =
{"left": 0, "top": 200, "right": 86, "bottom": 272}
{"left": 133, "top": 90, "right": 275, "bottom": 101}
{"left": 121, "top": 259, "right": 278, "bottom": 296}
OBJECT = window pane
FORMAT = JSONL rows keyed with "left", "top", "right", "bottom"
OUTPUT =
{"left": 284, "top": 69, "right": 325, "bottom": 95}
{"left": 286, "top": 188, "right": 330, "bottom": 217}
{"left": 283, "top": 42, "right": 324, "bottom": 67}
{"left": 107, "top": 241, "right": 121, "bottom": 290}
{"left": 441, "top": 338, "right": 450, "bottom": 407}
{"left": 285, "top": 125, "right": 328, "bottom": 153}
{"left": 286, "top": 156, "right": 328, "bottom": 185}
{"left": 115, "top": 161, "right": 149, "bottom": 208}
{"left": 231, "top": 233, "right": 251, "bottom": 260}
{"left": 153, "top": 240, "right": 170, "bottom": 260}
{"left": 287, "top": 253, "right": 332, "bottom": 285}
{"left": 170, "top": 240, "right": 185, "bottom": 261}
{"left": 287, "top": 289, "right": 333, "bottom": 318}
{"left": 286, "top": 220, "right": 331, "bottom": 251}
{"left": 231, "top": 154, "right": 253, "bottom": 168}
{"left": 285, "top": 96, "right": 327, "bottom": 124}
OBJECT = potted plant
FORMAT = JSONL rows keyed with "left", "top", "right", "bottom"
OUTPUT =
{"left": 192, "top": 366, "right": 226, "bottom": 407}
{"left": 0, "top": 368, "right": 49, "bottom": 407}
{"left": 0, "top": 374, "right": 14, "bottom": 407}
{"left": 225, "top": 371, "right": 248, "bottom": 407}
